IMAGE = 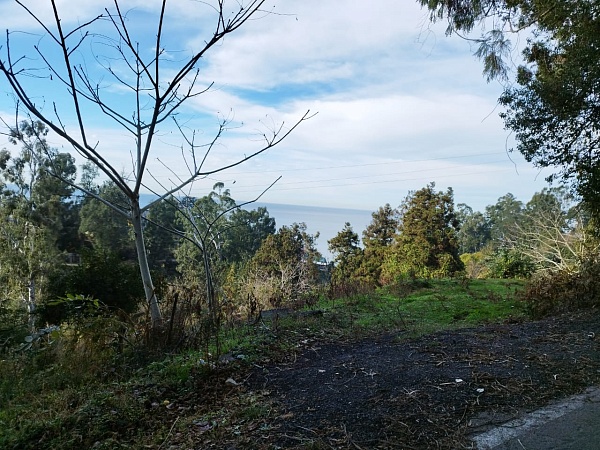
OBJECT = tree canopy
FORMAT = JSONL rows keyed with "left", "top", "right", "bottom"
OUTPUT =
{"left": 382, "top": 183, "right": 463, "bottom": 280}
{"left": 419, "top": 0, "right": 600, "bottom": 217}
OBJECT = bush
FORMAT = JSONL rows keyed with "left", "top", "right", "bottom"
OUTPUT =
{"left": 521, "top": 262, "right": 600, "bottom": 317}
{"left": 43, "top": 249, "right": 144, "bottom": 323}
{"left": 486, "top": 248, "right": 535, "bottom": 279}
{"left": 460, "top": 251, "right": 490, "bottom": 279}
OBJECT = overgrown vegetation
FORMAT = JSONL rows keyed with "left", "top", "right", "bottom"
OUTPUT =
{"left": 0, "top": 279, "right": 527, "bottom": 449}
{"left": 2, "top": 121, "right": 599, "bottom": 445}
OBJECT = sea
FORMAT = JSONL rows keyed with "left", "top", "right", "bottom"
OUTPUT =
{"left": 253, "top": 202, "right": 373, "bottom": 261}
{"left": 140, "top": 194, "right": 373, "bottom": 261}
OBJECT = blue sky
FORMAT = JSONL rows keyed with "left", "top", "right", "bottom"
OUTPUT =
{"left": 0, "top": 0, "right": 551, "bottom": 214}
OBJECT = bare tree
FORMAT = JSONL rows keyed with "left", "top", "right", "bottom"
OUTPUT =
{"left": 0, "top": 0, "right": 311, "bottom": 326}
{"left": 507, "top": 209, "right": 599, "bottom": 274}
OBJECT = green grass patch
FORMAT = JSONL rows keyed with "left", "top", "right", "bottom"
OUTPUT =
{"left": 305, "top": 278, "right": 526, "bottom": 339}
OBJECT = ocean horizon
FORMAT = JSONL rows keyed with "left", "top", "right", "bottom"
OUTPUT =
{"left": 140, "top": 194, "right": 373, "bottom": 261}
{"left": 251, "top": 202, "right": 373, "bottom": 261}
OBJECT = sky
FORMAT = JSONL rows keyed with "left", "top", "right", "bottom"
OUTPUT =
{"left": 0, "top": 0, "right": 553, "bottom": 215}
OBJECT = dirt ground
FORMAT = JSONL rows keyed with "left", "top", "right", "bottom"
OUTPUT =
{"left": 239, "top": 310, "right": 600, "bottom": 449}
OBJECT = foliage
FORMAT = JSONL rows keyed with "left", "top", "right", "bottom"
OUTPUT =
{"left": 358, "top": 203, "right": 400, "bottom": 285}
{"left": 521, "top": 260, "right": 600, "bottom": 318}
{"left": 460, "top": 250, "right": 491, "bottom": 279}
{"left": 507, "top": 189, "right": 596, "bottom": 274}
{"left": 44, "top": 249, "right": 144, "bottom": 323}
{"left": 79, "top": 181, "right": 134, "bottom": 257}
{"left": 0, "top": 121, "right": 75, "bottom": 316}
{"left": 456, "top": 203, "right": 491, "bottom": 253}
{"left": 144, "top": 198, "right": 180, "bottom": 273}
{"left": 499, "top": 1, "right": 600, "bottom": 214}
{"left": 381, "top": 183, "right": 463, "bottom": 281}
{"left": 175, "top": 184, "right": 275, "bottom": 280}
{"left": 420, "top": 0, "right": 600, "bottom": 219}
{"left": 328, "top": 222, "right": 363, "bottom": 284}
{"left": 242, "top": 223, "right": 321, "bottom": 309}
{"left": 485, "top": 193, "right": 523, "bottom": 247}
{"left": 486, "top": 248, "right": 535, "bottom": 279}
{"left": 173, "top": 184, "right": 276, "bottom": 330}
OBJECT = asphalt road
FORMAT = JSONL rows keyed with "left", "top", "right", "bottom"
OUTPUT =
{"left": 471, "top": 386, "right": 600, "bottom": 450}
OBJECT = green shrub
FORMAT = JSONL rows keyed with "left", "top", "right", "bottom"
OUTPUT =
{"left": 486, "top": 248, "right": 535, "bottom": 279}
{"left": 460, "top": 251, "right": 490, "bottom": 279}
{"left": 44, "top": 248, "right": 144, "bottom": 323}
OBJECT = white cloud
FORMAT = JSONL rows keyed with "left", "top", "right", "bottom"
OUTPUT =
{"left": 1, "top": 0, "right": 551, "bottom": 214}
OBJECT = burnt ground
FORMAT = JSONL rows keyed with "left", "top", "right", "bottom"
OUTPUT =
{"left": 239, "top": 311, "right": 600, "bottom": 449}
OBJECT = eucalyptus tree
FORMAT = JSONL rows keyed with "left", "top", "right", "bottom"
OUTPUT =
{"left": 419, "top": 0, "right": 600, "bottom": 217}
{"left": 456, "top": 203, "right": 491, "bottom": 254}
{"left": 485, "top": 193, "right": 524, "bottom": 247}
{"left": 0, "top": 1, "right": 311, "bottom": 326}
{"left": 0, "top": 121, "right": 76, "bottom": 320}
{"left": 163, "top": 182, "right": 277, "bottom": 326}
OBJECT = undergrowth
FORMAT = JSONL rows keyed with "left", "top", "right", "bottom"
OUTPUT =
{"left": 0, "top": 278, "right": 526, "bottom": 449}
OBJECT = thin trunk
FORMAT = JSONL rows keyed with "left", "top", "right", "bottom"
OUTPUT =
{"left": 27, "top": 277, "right": 36, "bottom": 331}
{"left": 201, "top": 247, "right": 217, "bottom": 325}
{"left": 131, "top": 200, "right": 162, "bottom": 325}
{"left": 27, "top": 278, "right": 35, "bottom": 313}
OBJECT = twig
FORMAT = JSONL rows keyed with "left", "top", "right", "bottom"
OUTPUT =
{"left": 158, "top": 416, "right": 179, "bottom": 449}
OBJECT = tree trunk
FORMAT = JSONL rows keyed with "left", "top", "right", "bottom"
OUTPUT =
{"left": 27, "top": 277, "right": 36, "bottom": 331}
{"left": 202, "top": 248, "right": 218, "bottom": 328}
{"left": 131, "top": 200, "right": 162, "bottom": 325}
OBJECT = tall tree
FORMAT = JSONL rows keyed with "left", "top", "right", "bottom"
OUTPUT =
{"left": 359, "top": 204, "right": 399, "bottom": 285}
{"left": 485, "top": 193, "right": 523, "bottom": 247}
{"left": 382, "top": 183, "right": 463, "bottom": 281}
{"left": 456, "top": 203, "right": 491, "bottom": 254}
{"left": 0, "top": 121, "right": 76, "bottom": 320}
{"left": 419, "top": 0, "right": 600, "bottom": 217}
{"left": 328, "top": 222, "right": 363, "bottom": 283}
{"left": 0, "top": 1, "right": 311, "bottom": 326}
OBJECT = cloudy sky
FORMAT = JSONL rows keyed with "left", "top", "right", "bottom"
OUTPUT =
{"left": 0, "top": 0, "right": 551, "bottom": 214}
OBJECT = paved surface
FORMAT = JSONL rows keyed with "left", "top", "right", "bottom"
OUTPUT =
{"left": 472, "top": 386, "right": 600, "bottom": 449}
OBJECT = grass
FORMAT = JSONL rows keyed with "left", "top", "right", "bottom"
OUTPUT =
{"left": 283, "top": 278, "right": 526, "bottom": 341}
{"left": 0, "top": 278, "right": 526, "bottom": 449}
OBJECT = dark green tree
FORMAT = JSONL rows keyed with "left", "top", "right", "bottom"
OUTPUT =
{"left": 223, "top": 207, "right": 276, "bottom": 263}
{"left": 419, "top": 0, "right": 600, "bottom": 217}
{"left": 382, "top": 183, "right": 463, "bottom": 281}
{"left": 359, "top": 204, "right": 399, "bottom": 285}
{"left": 247, "top": 223, "right": 321, "bottom": 307}
{"left": 328, "top": 222, "right": 363, "bottom": 283}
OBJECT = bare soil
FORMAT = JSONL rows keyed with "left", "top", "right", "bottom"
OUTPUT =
{"left": 236, "top": 311, "right": 600, "bottom": 449}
